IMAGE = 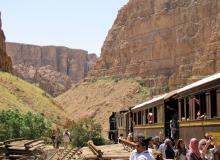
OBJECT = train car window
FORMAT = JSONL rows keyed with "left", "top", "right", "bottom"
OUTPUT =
{"left": 134, "top": 112, "right": 137, "bottom": 125}
{"left": 194, "top": 95, "right": 200, "bottom": 120}
{"left": 121, "top": 117, "right": 123, "bottom": 127}
{"left": 186, "top": 97, "right": 190, "bottom": 120}
{"left": 141, "top": 111, "right": 144, "bottom": 124}
{"left": 154, "top": 107, "right": 157, "bottom": 123}
{"left": 148, "top": 108, "right": 153, "bottom": 124}
{"left": 116, "top": 117, "right": 119, "bottom": 127}
{"left": 181, "top": 99, "right": 184, "bottom": 120}
{"left": 110, "top": 119, "right": 116, "bottom": 130}
{"left": 118, "top": 117, "right": 120, "bottom": 127}
{"left": 145, "top": 109, "right": 148, "bottom": 124}
{"left": 193, "top": 93, "right": 206, "bottom": 120}
{"left": 138, "top": 111, "right": 142, "bottom": 125}
{"left": 211, "top": 89, "right": 217, "bottom": 118}
{"left": 200, "top": 93, "right": 206, "bottom": 115}
{"left": 117, "top": 117, "right": 120, "bottom": 127}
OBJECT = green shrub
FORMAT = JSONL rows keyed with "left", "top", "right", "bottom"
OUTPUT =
{"left": 139, "top": 87, "right": 150, "bottom": 98}
{"left": 111, "top": 75, "right": 122, "bottom": 83}
{"left": 162, "top": 86, "right": 169, "bottom": 92}
{"left": 69, "top": 118, "right": 106, "bottom": 147}
{"left": 136, "top": 79, "right": 145, "bottom": 87}
{"left": 0, "top": 109, "right": 51, "bottom": 140}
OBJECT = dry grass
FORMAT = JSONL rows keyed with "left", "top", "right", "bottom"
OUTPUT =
{"left": 55, "top": 77, "right": 150, "bottom": 135}
{"left": 0, "top": 72, "right": 68, "bottom": 124}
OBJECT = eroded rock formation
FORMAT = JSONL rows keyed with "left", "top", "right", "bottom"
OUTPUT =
{"left": 13, "top": 64, "right": 72, "bottom": 96}
{"left": 6, "top": 42, "right": 97, "bottom": 96}
{"left": 90, "top": 0, "right": 220, "bottom": 94}
{"left": 0, "top": 12, "right": 12, "bottom": 72}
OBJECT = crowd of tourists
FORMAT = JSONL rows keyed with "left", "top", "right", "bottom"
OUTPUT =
{"left": 123, "top": 133, "right": 220, "bottom": 160}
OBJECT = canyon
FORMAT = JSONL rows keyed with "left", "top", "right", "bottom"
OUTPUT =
{"left": 6, "top": 42, "right": 97, "bottom": 96}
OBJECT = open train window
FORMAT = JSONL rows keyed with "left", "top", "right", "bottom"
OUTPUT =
{"left": 118, "top": 117, "right": 120, "bottom": 127}
{"left": 194, "top": 93, "right": 206, "bottom": 120}
{"left": 145, "top": 109, "right": 148, "bottom": 124}
{"left": 154, "top": 107, "right": 157, "bottom": 123}
{"left": 148, "top": 108, "right": 153, "bottom": 124}
{"left": 211, "top": 89, "right": 217, "bottom": 118}
{"left": 138, "top": 111, "right": 142, "bottom": 125}
{"left": 117, "top": 118, "right": 120, "bottom": 127}
{"left": 194, "top": 95, "right": 200, "bottom": 119}
{"left": 200, "top": 93, "right": 206, "bottom": 115}
{"left": 121, "top": 117, "right": 123, "bottom": 127}
{"left": 186, "top": 97, "right": 189, "bottom": 119}
{"left": 180, "top": 99, "right": 184, "bottom": 120}
{"left": 133, "top": 112, "right": 137, "bottom": 125}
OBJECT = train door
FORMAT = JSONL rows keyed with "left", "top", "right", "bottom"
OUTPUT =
{"left": 164, "top": 99, "right": 179, "bottom": 139}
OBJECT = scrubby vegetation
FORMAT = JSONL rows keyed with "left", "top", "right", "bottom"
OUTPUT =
{"left": 69, "top": 118, "right": 106, "bottom": 147}
{"left": 0, "top": 71, "right": 68, "bottom": 124}
{"left": 56, "top": 77, "right": 150, "bottom": 131}
{"left": 136, "top": 79, "right": 145, "bottom": 87}
{"left": 0, "top": 109, "right": 51, "bottom": 141}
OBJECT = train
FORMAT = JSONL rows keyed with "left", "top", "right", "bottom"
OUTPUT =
{"left": 109, "top": 72, "right": 220, "bottom": 143}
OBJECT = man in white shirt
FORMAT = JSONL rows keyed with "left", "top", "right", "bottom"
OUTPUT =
{"left": 129, "top": 137, "right": 155, "bottom": 160}
{"left": 158, "top": 141, "right": 166, "bottom": 158}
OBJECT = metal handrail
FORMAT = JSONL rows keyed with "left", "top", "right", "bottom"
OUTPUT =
{"left": 87, "top": 140, "right": 103, "bottom": 159}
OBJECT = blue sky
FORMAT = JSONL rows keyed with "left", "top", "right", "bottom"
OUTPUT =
{"left": 0, "top": 0, "right": 128, "bottom": 56}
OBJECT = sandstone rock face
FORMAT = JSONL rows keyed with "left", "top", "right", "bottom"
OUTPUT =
{"left": 13, "top": 64, "right": 72, "bottom": 96}
{"left": 90, "top": 0, "right": 220, "bottom": 94}
{"left": 0, "top": 12, "right": 12, "bottom": 72}
{"left": 6, "top": 42, "right": 97, "bottom": 96}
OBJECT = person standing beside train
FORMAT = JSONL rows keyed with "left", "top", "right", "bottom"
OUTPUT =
{"left": 170, "top": 118, "right": 179, "bottom": 140}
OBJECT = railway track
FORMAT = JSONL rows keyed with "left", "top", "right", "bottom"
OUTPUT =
{"left": 47, "top": 147, "right": 79, "bottom": 160}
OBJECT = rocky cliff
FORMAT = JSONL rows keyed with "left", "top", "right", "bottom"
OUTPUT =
{"left": 0, "top": 12, "right": 12, "bottom": 72}
{"left": 6, "top": 42, "right": 97, "bottom": 96}
{"left": 90, "top": 0, "right": 220, "bottom": 94}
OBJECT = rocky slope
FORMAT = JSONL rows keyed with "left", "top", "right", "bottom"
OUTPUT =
{"left": 90, "top": 0, "right": 220, "bottom": 95}
{"left": 0, "top": 12, "right": 12, "bottom": 72}
{"left": 55, "top": 77, "right": 149, "bottom": 133}
{"left": 6, "top": 42, "right": 97, "bottom": 96}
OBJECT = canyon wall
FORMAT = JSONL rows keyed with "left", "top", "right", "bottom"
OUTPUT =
{"left": 0, "top": 12, "right": 12, "bottom": 72}
{"left": 6, "top": 42, "right": 97, "bottom": 96}
{"left": 90, "top": 0, "right": 220, "bottom": 95}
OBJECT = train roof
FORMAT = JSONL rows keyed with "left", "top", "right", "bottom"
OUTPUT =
{"left": 131, "top": 93, "right": 167, "bottom": 110}
{"left": 131, "top": 72, "right": 220, "bottom": 110}
{"left": 177, "top": 72, "right": 220, "bottom": 95}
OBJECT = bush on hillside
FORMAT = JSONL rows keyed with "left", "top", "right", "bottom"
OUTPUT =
{"left": 0, "top": 109, "right": 51, "bottom": 141}
{"left": 111, "top": 75, "right": 122, "bottom": 83}
{"left": 69, "top": 117, "right": 106, "bottom": 147}
{"left": 136, "top": 79, "right": 145, "bottom": 87}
